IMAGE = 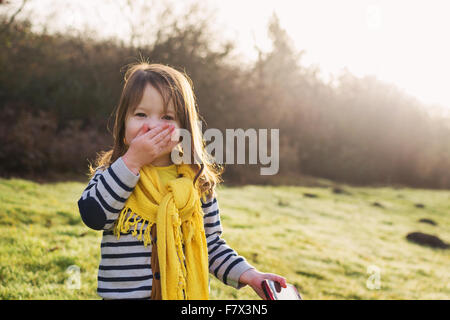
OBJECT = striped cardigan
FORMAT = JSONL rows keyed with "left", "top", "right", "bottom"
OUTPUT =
{"left": 77, "top": 156, "right": 254, "bottom": 299}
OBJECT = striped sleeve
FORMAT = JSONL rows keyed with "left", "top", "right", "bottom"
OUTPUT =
{"left": 77, "top": 157, "right": 140, "bottom": 231}
{"left": 202, "top": 194, "right": 255, "bottom": 289}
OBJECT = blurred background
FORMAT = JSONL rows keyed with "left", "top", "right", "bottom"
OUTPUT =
{"left": 1, "top": 0, "right": 449, "bottom": 188}
{"left": 0, "top": 0, "right": 449, "bottom": 300}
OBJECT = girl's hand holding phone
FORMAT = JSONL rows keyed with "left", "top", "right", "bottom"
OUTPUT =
{"left": 122, "top": 123, "right": 176, "bottom": 175}
{"left": 239, "top": 268, "right": 287, "bottom": 300}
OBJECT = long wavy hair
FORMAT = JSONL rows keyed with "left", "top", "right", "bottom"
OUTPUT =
{"left": 88, "top": 62, "right": 223, "bottom": 198}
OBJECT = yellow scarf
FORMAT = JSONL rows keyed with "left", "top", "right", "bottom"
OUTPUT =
{"left": 113, "top": 163, "right": 209, "bottom": 300}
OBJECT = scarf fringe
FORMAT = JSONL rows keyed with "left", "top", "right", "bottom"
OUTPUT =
{"left": 170, "top": 210, "right": 187, "bottom": 299}
{"left": 114, "top": 206, "right": 154, "bottom": 247}
{"left": 114, "top": 206, "right": 190, "bottom": 299}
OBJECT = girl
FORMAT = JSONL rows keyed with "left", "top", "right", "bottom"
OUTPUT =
{"left": 77, "top": 62, "right": 286, "bottom": 300}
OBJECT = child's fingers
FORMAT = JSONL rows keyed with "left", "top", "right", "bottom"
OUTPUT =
{"left": 145, "top": 123, "right": 170, "bottom": 140}
{"left": 151, "top": 125, "right": 174, "bottom": 144}
{"left": 169, "top": 127, "right": 180, "bottom": 142}
{"left": 267, "top": 273, "right": 287, "bottom": 288}
{"left": 160, "top": 133, "right": 180, "bottom": 151}
{"left": 137, "top": 123, "right": 150, "bottom": 137}
{"left": 155, "top": 131, "right": 176, "bottom": 152}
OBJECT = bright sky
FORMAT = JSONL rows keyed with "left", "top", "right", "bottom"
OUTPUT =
{"left": 212, "top": 0, "right": 450, "bottom": 113}
{"left": 5, "top": 0, "right": 450, "bottom": 113}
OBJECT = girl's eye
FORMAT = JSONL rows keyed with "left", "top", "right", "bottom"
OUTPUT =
{"left": 162, "top": 115, "right": 174, "bottom": 120}
{"left": 135, "top": 113, "right": 146, "bottom": 117}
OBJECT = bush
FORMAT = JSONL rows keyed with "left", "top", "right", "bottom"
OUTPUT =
{"left": 0, "top": 102, "right": 111, "bottom": 177}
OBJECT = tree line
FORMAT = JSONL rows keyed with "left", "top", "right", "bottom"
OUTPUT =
{"left": 0, "top": 4, "right": 449, "bottom": 188}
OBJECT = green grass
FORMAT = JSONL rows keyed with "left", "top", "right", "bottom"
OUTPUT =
{"left": 0, "top": 177, "right": 449, "bottom": 299}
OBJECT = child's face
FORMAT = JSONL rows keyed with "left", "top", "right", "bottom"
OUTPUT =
{"left": 124, "top": 83, "right": 181, "bottom": 150}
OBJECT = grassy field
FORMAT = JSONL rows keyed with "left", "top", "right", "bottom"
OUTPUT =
{"left": 0, "top": 177, "right": 449, "bottom": 300}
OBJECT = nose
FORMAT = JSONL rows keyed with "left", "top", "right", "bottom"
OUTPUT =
{"left": 146, "top": 119, "right": 167, "bottom": 130}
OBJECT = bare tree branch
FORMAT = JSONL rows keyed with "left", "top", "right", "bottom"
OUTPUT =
{"left": 0, "top": 0, "right": 29, "bottom": 34}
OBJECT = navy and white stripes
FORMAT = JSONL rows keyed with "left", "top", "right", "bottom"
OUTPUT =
{"left": 77, "top": 157, "right": 254, "bottom": 299}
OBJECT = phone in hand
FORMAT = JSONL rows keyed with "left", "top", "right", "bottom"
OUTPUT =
{"left": 261, "top": 280, "right": 302, "bottom": 300}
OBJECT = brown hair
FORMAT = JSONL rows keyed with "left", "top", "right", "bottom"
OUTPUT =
{"left": 88, "top": 62, "right": 223, "bottom": 198}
